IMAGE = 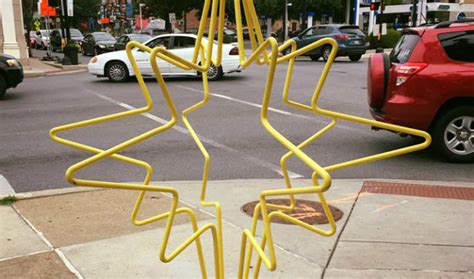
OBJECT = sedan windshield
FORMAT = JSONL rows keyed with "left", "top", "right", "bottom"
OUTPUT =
{"left": 130, "top": 34, "right": 152, "bottom": 43}
{"left": 70, "top": 29, "right": 83, "bottom": 37}
{"left": 94, "top": 33, "right": 115, "bottom": 41}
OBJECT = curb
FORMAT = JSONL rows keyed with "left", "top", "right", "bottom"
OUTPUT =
{"left": 23, "top": 68, "right": 87, "bottom": 78}
{"left": 43, "top": 61, "right": 88, "bottom": 71}
{"left": 3, "top": 178, "right": 472, "bottom": 201}
{"left": 23, "top": 71, "right": 48, "bottom": 78}
{"left": 1, "top": 186, "right": 104, "bottom": 201}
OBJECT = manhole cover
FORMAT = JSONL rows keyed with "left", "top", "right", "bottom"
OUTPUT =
{"left": 241, "top": 199, "right": 343, "bottom": 225}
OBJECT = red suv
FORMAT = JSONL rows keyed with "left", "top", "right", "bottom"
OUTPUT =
{"left": 368, "top": 20, "right": 474, "bottom": 163}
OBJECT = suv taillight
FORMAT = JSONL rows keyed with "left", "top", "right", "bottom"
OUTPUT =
{"left": 395, "top": 63, "right": 427, "bottom": 86}
{"left": 335, "top": 34, "right": 348, "bottom": 40}
{"left": 229, "top": 47, "right": 239, "bottom": 55}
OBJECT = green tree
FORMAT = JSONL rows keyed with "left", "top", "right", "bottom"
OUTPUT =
{"left": 68, "top": 0, "right": 101, "bottom": 28}
{"left": 22, "top": 0, "right": 35, "bottom": 56}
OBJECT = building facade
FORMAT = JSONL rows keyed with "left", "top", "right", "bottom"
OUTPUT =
{"left": 0, "top": 0, "right": 28, "bottom": 64}
{"left": 358, "top": 0, "right": 474, "bottom": 33}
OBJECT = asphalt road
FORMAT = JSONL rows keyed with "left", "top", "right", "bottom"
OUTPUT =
{"left": 2, "top": 56, "right": 472, "bottom": 193}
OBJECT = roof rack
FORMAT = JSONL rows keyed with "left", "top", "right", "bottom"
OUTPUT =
{"left": 435, "top": 18, "right": 474, "bottom": 29}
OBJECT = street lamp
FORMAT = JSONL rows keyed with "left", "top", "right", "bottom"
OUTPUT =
{"left": 284, "top": 1, "right": 292, "bottom": 41}
{"left": 139, "top": 3, "right": 146, "bottom": 31}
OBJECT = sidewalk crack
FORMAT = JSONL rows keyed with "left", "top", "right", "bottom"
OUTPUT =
{"left": 321, "top": 185, "right": 363, "bottom": 279}
{"left": 11, "top": 205, "right": 84, "bottom": 278}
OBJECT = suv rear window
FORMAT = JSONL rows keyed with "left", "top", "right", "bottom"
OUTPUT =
{"left": 390, "top": 34, "right": 420, "bottom": 64}
{"left": 438, "top": 31, "right": 474, "bottom": 62}
{"left": 338, "top": 26, "right": 365, "bottom": 36}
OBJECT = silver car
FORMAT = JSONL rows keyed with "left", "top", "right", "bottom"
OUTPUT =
{"left": 34, "top": 30, "right": 50, "bottom": 50}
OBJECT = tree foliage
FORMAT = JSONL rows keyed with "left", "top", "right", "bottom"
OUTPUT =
{"left": 68, "top": 0, "right": 102, "bottom": 27}
{"left": 224, "top": 0, "right": 346, "bottom": 24}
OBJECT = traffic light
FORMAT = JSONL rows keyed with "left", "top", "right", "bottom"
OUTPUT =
{"left": 370, "top": 1, "right": 381, "bottom": 11}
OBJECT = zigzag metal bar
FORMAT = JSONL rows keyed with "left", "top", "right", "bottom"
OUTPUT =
{"left": 50, "top": 34, "right": 224, "bottom": 279}
{"left": 50, "top": 0, "right": 431, "bottom": 277}
{"left": 233, "top": 1, "right": 431, "bottom": 278}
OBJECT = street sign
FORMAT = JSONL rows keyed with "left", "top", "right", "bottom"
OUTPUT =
{"left": 67, "top": 0, "right": 73, "bottom": 17}
{"left": 34, "top": 19, "right": 41, "bottom": 31}
{"left": 148, "top": 19, "right": 166, "bottom": 30}
{"left": 169, "top": 13, "right": 176, "bottom": 23}
{"left": 40, "top": 0, "right": 57, "bottom": 17}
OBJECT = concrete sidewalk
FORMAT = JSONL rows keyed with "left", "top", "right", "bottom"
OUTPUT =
{"left": 1, "top": 179, "right": 473, "bottom": 278}
{"left": 23, "top": 58, "right": 87, "bottom": 78}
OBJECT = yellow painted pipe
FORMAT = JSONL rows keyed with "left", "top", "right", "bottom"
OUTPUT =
{"left": 50, "top": 0, "right": 431, "bottom": 278}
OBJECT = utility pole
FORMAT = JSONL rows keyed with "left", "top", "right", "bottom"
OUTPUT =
{"left": 62, "top": 0, "right": 71, "bottom": 42}
{"left": 354, "top": 0, "right": 360, "bottom": 26}
{"left": 284, "top": 1, "right": 292, "bottom": 42}
{"left": 139, "top": 3, "right": 145, "bottom": 31}
{"left": 368, "top": 0, "right": 375, "bottom": 34}
{"left": 411, "top": 0, "right": 418, "bottom": 27}
{"left": 378, "top": 0, "right": 384, "bottom": 40}
{"left": 284, "top": 0, "right": 288, "bottom": 41}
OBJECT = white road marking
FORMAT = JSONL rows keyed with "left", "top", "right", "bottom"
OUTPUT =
{"left": 91, "top": 92, "right": 304, "bottom": 179}
{"left": 0, "top": 175, "right": 15, "bottom": 196}
{"left": 174, "top": 84, "right": 361, "bottom": 132}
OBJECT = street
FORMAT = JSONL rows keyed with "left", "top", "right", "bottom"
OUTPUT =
{"left": 1, "top": 56, "right": 472, "bottom": 193}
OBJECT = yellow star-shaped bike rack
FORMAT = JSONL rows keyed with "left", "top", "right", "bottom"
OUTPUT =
{"left": 50, "top": 0, "right": 430, "bottom": 278}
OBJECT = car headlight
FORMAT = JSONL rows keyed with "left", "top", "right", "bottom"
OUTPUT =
{"left": 6, "top": 59, "right": 19, "bottom": 67}
{"left": 98, "top": 44, "right": 106, "bottom": 48}
{"left": 90, "top": 56, "right": 98, "bottom": 64}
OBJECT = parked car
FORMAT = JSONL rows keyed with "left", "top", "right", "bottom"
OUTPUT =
{"left": 114, "top": 33, "right": 152, "bottom": 51}
{"left": 0, "top": 53, "right": 23, "bottom": 99}
{"left": 88, "top": 33, "right": 241, "bottom": 82}
{"left": 290, "top": 24, "right": 367, "bottom": 61}
{"left": 34, "top": 30, "right": 50, "bottom": 50}
{"left": 367, "top": 20, "right": 474, "bottom": 162}
{"left": 50, "top": 28, "right": 84, "bottom": 51}
{"left": 242, "top": 26, "right": 276, "bottom": 39}
{"left": 205, "top": 28, "right": 238, "bottom": 43}
{"left": 82, "top": 32, "right": 117, "bottom": 56}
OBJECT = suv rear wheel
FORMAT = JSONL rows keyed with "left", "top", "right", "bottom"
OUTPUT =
{"left": 349, "top": 54, "right": 362, "bottom": 61}
{"left": 433, "top": 106, "right": 474, "bottom": 163}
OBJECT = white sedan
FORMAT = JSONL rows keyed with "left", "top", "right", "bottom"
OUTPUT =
{"left": 88, "top": 33, "right": 241, "bottom": 82}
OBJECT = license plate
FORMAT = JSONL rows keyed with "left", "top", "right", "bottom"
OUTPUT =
{"left": 352, "top": 40, "right": 361, "bottom": 45}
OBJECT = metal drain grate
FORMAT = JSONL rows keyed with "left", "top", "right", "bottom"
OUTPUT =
{"left": 362, "top": 181, "right": 474, "bottom": 201}
{"left": 241, "top": 199, "right": 343, "bottom": 225}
